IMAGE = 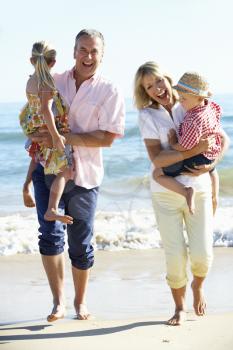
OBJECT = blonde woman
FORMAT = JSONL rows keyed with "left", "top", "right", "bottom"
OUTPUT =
{"left": 134, "top": 61, "right": 229, "bottom": 325}
{"left": 20, "top": 41, "right": 73, "bottom": 225}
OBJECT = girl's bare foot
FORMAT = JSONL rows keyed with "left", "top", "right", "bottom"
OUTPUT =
{"left": 75, "top": 303, "right": 92, "bottom": 320}
{"left": 185, "top": 187, "right": 195, "bottom": 214}
{"left": 47, "top": 303, "right": 66, "bottom": 322}
{"left": 167, "top": 309, "right": 187, "bottom": 326}
{"left": 44, "top": 209, "right": 73, "bottom": 224}
{"left": 191, "top": 281, "right": 206, "bottom": 316}
{"left": 23, "top": 186, "right": 35, "bottom": 207}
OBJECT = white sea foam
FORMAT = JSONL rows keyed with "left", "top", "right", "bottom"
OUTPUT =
{"left": 0, "top": 206, "right": 233, "bottom": 256}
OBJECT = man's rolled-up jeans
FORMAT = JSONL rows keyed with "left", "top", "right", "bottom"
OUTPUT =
{"left": 32, "top": 164, "right": 99, "bottom": 269}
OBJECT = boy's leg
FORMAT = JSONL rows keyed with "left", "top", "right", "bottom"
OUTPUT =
{"left": 209, "top": 169, "right": 219, "bottom": 215}
{"left": 44, "top": 168, "right": 73, "bottom": 224}
{"left": 23, "top": 158, "right": 37, "bottom": 207}
{"left": 153, "top": 168, "right": 195, "bottom": 214}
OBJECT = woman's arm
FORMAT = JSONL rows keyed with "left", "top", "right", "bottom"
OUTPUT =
{"left": 144, "top": 137, "right": 212, "bottom": 168}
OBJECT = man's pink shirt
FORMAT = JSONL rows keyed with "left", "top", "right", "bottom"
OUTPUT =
{"left": 54, "top": 68, "right": 125, "bottom": 189}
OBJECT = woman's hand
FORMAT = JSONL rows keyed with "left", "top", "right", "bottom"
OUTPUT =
{"left": 168, "top": 129, "right": 177, "bottom": 146}
{"left": 181, "top": 163, "right": 214, "bottom": 176}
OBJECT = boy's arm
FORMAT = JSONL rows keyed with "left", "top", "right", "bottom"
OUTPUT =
{"left": 183, "top": 129, "right": 230, "bottom": 175}
{"left": 168, "top": 128, "right": 198, "bottom": 152}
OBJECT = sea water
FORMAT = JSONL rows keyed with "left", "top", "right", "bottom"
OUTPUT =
{"left": 0, "top": 96, "right": 232, "bottom": 255}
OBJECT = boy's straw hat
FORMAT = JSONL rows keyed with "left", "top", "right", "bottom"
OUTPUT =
{"left": 173, "top": 72, "right": 212, "bottom": 98}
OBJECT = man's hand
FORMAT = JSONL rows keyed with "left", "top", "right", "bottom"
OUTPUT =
{"left": 53, "top": 135, "right": 66, "bottom": 152}
{"left": 181, "top": 163, "right": 214, "bottom": 176}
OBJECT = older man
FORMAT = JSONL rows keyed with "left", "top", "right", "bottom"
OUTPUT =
{"left": 32, "top": 29, "right": 125, "bottom": 321}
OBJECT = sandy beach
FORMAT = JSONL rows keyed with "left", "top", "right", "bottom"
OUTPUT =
{"left": 0, "top": 248, "right": 233, "bottom": 349}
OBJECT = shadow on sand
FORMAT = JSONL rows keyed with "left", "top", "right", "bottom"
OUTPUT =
{"left": 0, "top": 320, "right": 166, "bottom": 343}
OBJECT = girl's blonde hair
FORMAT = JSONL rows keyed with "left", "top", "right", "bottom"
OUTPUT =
{"left": 31, "top": 41, "right": 56, "bottom": 90}
{"left": 134, "top": 61, "right": 177, "bottom": 109}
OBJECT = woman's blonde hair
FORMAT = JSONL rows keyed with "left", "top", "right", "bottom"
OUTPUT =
{"left": 134, "top": 61, "right": 177, "bottom": 109}
{"left": 31, "top": 41, "right": 56, "bottom": 90}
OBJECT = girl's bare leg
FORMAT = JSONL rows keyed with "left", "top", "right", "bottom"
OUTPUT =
{"left": 209, "top": 169, "right": 219, "bottom": 215}
{"left": 153, "top": 168, "right": 195, "bottom": 214}
{"left": 23, "top": 159, "right": 37, "bottom": 207}
{"left": 44, "top": 168, "right": 73, "bottom": 224}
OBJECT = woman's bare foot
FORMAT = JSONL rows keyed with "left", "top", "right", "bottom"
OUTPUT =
{"left": 47, "top": 304, "right": 66, "bottom": 322}
{"left": 185, "top": 187, "right": 195, "bottom": 214}
{"left": 44, "top": 209, "right": 73, "bottom": 224}
{"left": 23, "top": 186, "right": 35, "bottom": 207}
{"left": 167, "top": 309, "right": 187, "bottom": 326}
{"left": 75, "top": 303, "right": 92, "bottom": 320}
{"left": 191, "top": 281, "right": 206, "bottom": 316}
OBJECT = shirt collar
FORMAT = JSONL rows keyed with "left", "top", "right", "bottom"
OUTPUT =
{"left": 69, "top": 67, "right": 100, "bottom": 83}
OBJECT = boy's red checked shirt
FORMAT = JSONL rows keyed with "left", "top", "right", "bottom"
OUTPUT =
{"left": 178, "top": 100, "right": 222, "bottom": 160}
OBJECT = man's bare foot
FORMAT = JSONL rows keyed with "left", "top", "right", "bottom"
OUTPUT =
{"left": 47, "top": 304, "right": 66, "bottom": 322}
{"left": 167, "top": 309, "right": 187, "bottom": 326}
{"left": 75, "top": 303, "right": 92, "bottom": 320}
{"left": 44, "top": 209, "right": 73, "bottom": 224}
{"left": 191, "top": 281, "right": 206, "bottom": 316}
{"left": 23, "top": 187, "right": 35, "bottom": 208}
{"left": 185, "top": 187, "right": 195, "bottom": 214}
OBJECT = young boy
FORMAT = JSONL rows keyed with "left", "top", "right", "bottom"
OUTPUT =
{"left": 153, "top": 71, "right": 222, "bottom": 214}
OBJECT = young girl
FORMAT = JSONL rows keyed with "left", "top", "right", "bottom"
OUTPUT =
{"left": 20, "top": 41, "right": 73, "bottom": 224}
{"left": 153, "top": 71, "right": 222, "bottom": 215}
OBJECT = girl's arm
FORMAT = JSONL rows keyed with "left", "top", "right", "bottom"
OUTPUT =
{"left": 39, "top": 89, "right": 65, "bottom": 151}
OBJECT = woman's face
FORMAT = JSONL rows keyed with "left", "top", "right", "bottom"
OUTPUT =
{"left": 142, "top": 73, "right": 174, "bottom": 107}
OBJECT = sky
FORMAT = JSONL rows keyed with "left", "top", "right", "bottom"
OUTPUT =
{"left": 1, "top": 0, "right": 233, "bottom": 102}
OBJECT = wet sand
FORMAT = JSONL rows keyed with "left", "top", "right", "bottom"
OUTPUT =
{"left": 0, "top": 248, "right": 233, "bottom": 349}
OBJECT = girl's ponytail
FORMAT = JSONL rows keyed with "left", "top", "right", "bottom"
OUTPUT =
{"left": 31, "top": 41, "right": 56, "bottom": 91}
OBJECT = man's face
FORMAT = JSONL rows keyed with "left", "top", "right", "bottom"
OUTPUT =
{"left": 74, "top": 35, "right": 104, "bottom": 80}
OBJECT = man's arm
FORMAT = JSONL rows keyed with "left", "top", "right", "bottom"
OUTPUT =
{"left": 65, "top": 130, "right": 116, "bottom": 147}
{"left": 31, "top": 130, "right": 117, "bottom": 148}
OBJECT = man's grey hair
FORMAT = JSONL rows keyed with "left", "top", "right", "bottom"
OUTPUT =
{"left": 75, "top": 29, "right": 105, "bottom": 48}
